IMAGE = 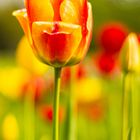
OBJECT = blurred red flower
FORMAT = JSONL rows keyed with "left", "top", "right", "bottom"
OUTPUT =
{"left": 97, "top": 53, "right": 116, "bottom": 74}
{"left": 138, "top": 34, "right": 140, "bottom": 43}
{"left": 78, "top": 99, "right": 106, "bottom": 121}
{"left": 76, "top": 64, "right": 87, "bottom": 80}
{"left": 61, "top": 64, "right": 87, "bottom": 86}
{"left": 40, "top": 105, "right": 64, "bottom": 123}
{"left": 98, "top": 23, "right": 128, "bottom": 54}
{"left": 22, "top": 76, "right": 46, "bottom": 102}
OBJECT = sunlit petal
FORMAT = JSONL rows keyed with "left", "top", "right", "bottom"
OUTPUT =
{"left": 25, "top": 0, "right": 54, "bottom": 23}
{"left": 32, "top": 22, "right": 82, "bottom": 67}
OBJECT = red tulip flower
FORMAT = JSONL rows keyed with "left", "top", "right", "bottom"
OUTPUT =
{"left": 138, "top": 34, "right": 140, "bottom": 43}
{"left": 98, "top": 23, "right": 128, "bottom": 54}
{"left": 13, "top": 0, "right": 93, "bottom": 67}
{"left": 97, "top": 53, "right": 116, "bottom": 74}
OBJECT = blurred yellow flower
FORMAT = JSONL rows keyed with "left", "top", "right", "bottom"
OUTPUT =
{"left": 0, "top": 67, "right": 30, "bottom": 100}
{"left": 16, "top": 36, "right": 48, "bottom": 75}
{"left": 74, "top": 77, "right": 102, "bottom": 103}
{"left": 2, "top": 114, "right": 19, "bottom": 140}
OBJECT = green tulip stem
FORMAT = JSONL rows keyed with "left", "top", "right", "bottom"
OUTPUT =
{"left": 53, "top": 67, "right": 62, "bottom": 140}
{"left": 122, "top": 73, "right": 136, "bottom": 140}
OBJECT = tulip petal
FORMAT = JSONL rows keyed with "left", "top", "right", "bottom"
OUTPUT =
{"left": 13, "top": 9, "right": 32, "bottom": 45}
{"left": 25, "top": 0, "right": 54, "bottom": 23}
{"left": 50, "top": 0, "right": 62, "bottom": 21}
{"left": 60, "top": 0, "right": 80, "bottom": 24}
{"left": 32, "top": 22, "right": 82, "bottom": 67}
{"left": 67, "top": 2, "right": 93, "bottom": 65}
{"left": 80, "top": 0, "right": 88, "bottom": 36}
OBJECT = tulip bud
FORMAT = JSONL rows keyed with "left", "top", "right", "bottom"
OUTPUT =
{"left": 120, "top": 33, "right": 140, "bottom": 73}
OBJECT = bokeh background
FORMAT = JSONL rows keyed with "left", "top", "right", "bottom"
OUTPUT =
{"left": 0, "top": 0, "right": 140, "bottom": 140}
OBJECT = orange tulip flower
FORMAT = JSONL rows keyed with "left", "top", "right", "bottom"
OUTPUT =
{"left": 13, "top": 0, "right": 93, "bottom": 67}
{"left": 13, "top": 1, "right": 93, "bottom": 140}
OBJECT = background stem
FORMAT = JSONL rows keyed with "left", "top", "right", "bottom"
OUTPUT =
{"left": 122, "top": 73, "right": 136, "bottom": 140}
{"left": 65, "top": 67, "right": 76, "bottom": 140}
{"left": 24, "top": 91, "right": 35, "bottom": 140}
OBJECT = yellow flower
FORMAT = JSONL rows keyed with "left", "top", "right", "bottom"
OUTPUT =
{"left": 2, "top": 114, "right": 19, "bottom": 140}
{"left": 0, "top": 67, "right": 30, "bottom": 100}
{"left": 16, "top": 36, "right": 47, "bottom": 75}
{"left": 74, "top": 77, "right": 102, "bottom": 103}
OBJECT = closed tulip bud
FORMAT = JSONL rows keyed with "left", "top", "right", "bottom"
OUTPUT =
{"left": 120, "top": 33, "right": 140, "bottom": 73}
{"left": 13, "top": 0, "right": 93, "bottom": 68}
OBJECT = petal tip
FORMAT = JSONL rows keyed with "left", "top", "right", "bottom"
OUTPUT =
{"left": 12, "top": 9, "right": 27, "bottom": 17}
